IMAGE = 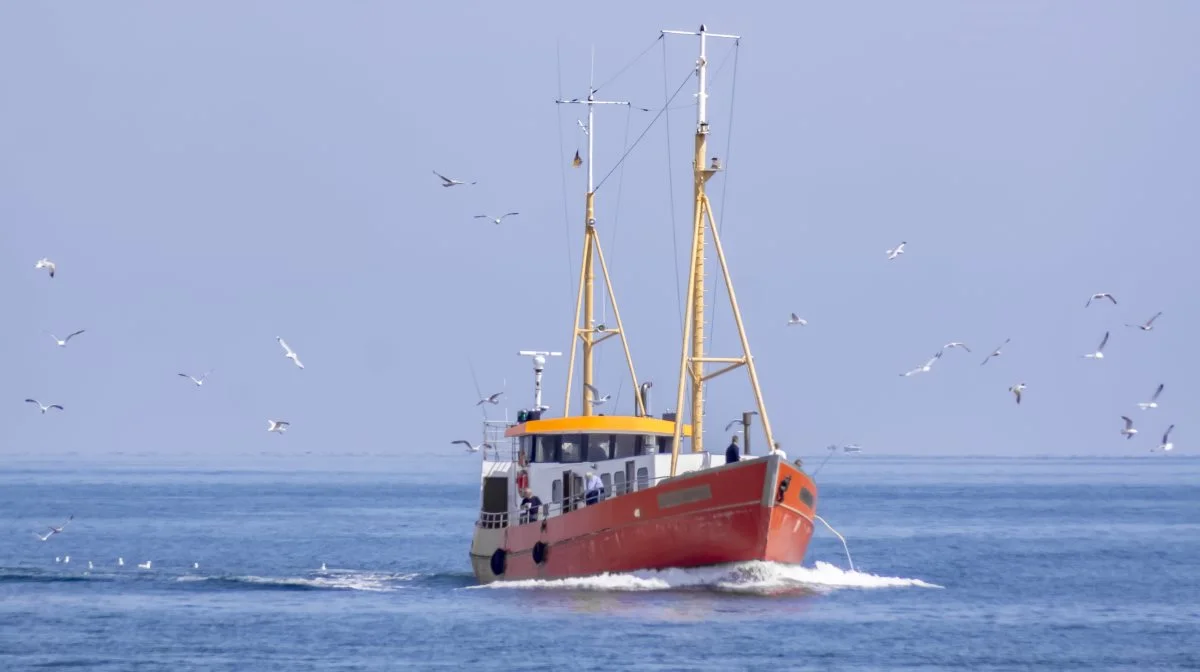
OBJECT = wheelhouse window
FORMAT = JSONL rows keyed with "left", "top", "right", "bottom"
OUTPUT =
{"left": 656, "top": 437, "right": 675, "bottom": 454}
{"left": 535, "top": 436, "right": 558, "bottom": 462}
{"left": 521, "top": 436, "right": 535, "bottom": 463}
{"left": 560, "top": 434, "right": 584, "bottom": 463}
{"left": 614, "top": 434, "right": 638, "bottom": 458}
{"left": 586, "top": 434, "right": 613, "bottom": 462}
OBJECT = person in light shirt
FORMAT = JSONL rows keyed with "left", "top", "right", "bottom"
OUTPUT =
{"left": 584, "top": 471, "right": 604, "bottom": 506}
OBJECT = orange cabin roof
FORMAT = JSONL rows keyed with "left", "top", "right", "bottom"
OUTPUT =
{"left": 504, "top": 415, "right": 693, "bottom": 438}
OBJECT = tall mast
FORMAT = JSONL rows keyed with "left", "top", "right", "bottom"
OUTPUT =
{"left": 557, "top": 62, "right": 646, "bottom": 419}
{"left": 663, "top": 25, "right": 777, "bottom": 476}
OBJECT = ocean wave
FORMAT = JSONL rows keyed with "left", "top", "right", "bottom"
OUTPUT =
{"left": 474, "top": 561, "right": 942, "bottom": 594}
{"left": 0, "top": 569, "right": 108, "bottom": 585}
{"left": 175, "top": 569, "right": 421, "bottom": 593}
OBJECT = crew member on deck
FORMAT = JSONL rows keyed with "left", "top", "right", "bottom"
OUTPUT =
{"left": 725, "top": 435, "right": 740, "bottom": 464}
{"left": 773, "top": 441, "right": 788, "bottom": 460}
{"left": 584, "top": 471, "right": 604, "bottom": 506}
{"left": 520, "top": 488, "right": 542, "bottom": 524}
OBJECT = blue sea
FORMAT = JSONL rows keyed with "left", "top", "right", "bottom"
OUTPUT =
{"left": 1, "top": 455, "right": 1197, "bottom": 671}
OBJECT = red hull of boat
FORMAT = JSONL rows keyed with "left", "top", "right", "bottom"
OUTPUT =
{"left": 471, "top": 455, "right": 817, "bottom": 583}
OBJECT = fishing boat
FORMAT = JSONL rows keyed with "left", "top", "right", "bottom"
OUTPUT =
{"left": 469, "top": 25, "right": 818, "bottom": 583}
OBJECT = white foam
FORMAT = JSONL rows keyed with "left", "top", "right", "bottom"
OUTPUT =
{"left": 475, "top": 561, "right": 941, "bottom": 594}
{"left": 176, "top": 570, "right": 420, "bottom": 593}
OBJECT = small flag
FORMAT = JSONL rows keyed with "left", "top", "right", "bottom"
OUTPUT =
{"left": 572, "top": 150, "right": 582, "bottom": 168}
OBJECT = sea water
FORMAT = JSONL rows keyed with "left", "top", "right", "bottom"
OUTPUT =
{"left": 1, "top": 455, "right": 1197, "bottom": 671}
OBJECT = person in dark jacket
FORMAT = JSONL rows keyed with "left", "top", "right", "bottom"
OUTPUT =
{"left": 725, "top": 435, "right": 740, "bottom": 464}
{"left": 520, "top": 488, "right": 542, "bottom": 524}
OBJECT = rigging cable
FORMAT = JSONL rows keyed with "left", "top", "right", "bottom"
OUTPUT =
{"left": 706, "top": 40, "right": 740, "bottom": 356}
{"left": 555, "top": 41, "right": 575, "bottom": 308}
{"left": 603, "top": 104, "right": 635, "bottom": 326}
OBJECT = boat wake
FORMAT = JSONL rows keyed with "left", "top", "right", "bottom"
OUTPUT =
{"left": 475, "top": 561, "right": 942, "bottom": 594}
{"left": 175, "top": 569, "right": 421, "bottom": 593}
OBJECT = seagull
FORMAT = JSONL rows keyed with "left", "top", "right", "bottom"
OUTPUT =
{"left": 886, "top": 241, "right": 906, "bottom": 260}
{"left": 1120, "top": 416, "right": 1137, "bottom": 440}
{"left": 55, "top": 557, "right": 61, "bottom": 563}
{"left": 1126, "top": 312, "right": 1163, "bottom": 331}
{"left": 88, "top": 561, "right": 93, "bottom": 570}
{"left": 34, "top": 530, "right": 55, "bottom": 542}
{"left": 277, "top": 337, "right": 304, "bottom": 369}
{"left": 63, "top": 556, "right": 70, "bottom": 564}
{"left": 1156, "top": 424, "right": 1175, "bottom": 452}
{"left": 320, "top": 562, "right": 327, "bottom": 572}
{"left": 118, "top": 557, "right": 124, "bottom": 566}
{"left": 474, "top": 212, "right": 519, "bottom": 225}
{"left": 25, "top": 399, "right": 64, "bottom": 414}
{"left": 46, "top": 515, "right": 73, "bottom": 534}
{"left": 476, "top": 392, "right": 503, "bottom": 406}
{"left": 577, "top": 119, "right": 589, "bottom": 136}
{"left": 267, "top": 420, "right": 290, "bottom": 433}
{"left": 1085, "top": 292, "right": 1117, "bottom": 307}
{"left": 1082, "top": 331, "right": 1110, "bottom": 359}
{"left": 138, "top": 561, "right": 152, "bottom": 570}
{"left": 35, "top": 257, "right": 56, "bottom": 278}
{"left": 193, "top": 562, "right": 199, "bottom": 569}
{"left": 1138, "top": 384, "right": 1165, "bottom": 410}
{"left": 842, "top": 445, "right": 862, "bottom": 453}
{"left": 941, "top": 342, "right": 972, "bottom": 353}
{"left": 433, "top": 170, "right": 475, "bottom": 187}
{"left": 1009, "top": 382, "right": 1026, "bottom": 405}
{"left": 451, "top": 440, "right": 489, "bottom": 453}
{"left": 787, "top": 313, "right": 807, "bottom": 326}
{"left": 177, "top": 370, "right": 212, "bottom": 387}
{"left": 583, "top": 383, "right": 611, "bottom": 406}
{"left": 724, "top": 419, "right": 743, "bottom": 432}
{"left": 980, "top": 338, "right": 1011, "bottom": 366}
{"left": 901, "top": 351, "right": 942, "bottom": 377}
{"left": 48, "top": 330, "right": 86, "bottom": 347}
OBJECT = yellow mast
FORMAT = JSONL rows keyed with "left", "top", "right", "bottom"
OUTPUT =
{"left": 558, "top": 81, "right": 646, "bottom": 419}
{"left": 664, "top": 25, "right": 777, "bottom": 476}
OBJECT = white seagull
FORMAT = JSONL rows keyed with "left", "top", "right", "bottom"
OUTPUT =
{"left": 474, "top": 212, "right": 519, "bottom": 225}
{"left": 980, "top": 338, "right": 1011, "bottom": 366}
{"left": 34, "top": 530, "right": 55, "bottom": 542}
{"left": 577, "top": 119, "right": 589, "bottom": 136}
{"left": 25, "top": 399, "right": 64, "bottom": 414}
{"left": 886, "top": 241, "right": 906, "bottom": 260}
{"left": 35, "top": 257, "right": 56, "bottom": 278}
{"left": 451, "top": 440, "right": 489, "bottom": 453}
{"left": 901, "top": 351, "right": 942, "bottom": 377}
{"left": 433, "top": 170, "right": 476, "bottom": 187}
{"left": 476, "top": 392, "right": 503, "bottom": 406}
{"left": 88, "top": 561, "right": 94, "bottom": 570}
{"left": 583, "top": 383, "right": 611, "bottom": 406}
{"left": 1137, "top": 384, "right": 1164, "bottom": 410}
{"left": 48, "top": 330, "right": 86, "bottom": 348}
{"left": 138, "top": 561, "right": 152, "bottom": 570}
{"left": 34, "top": 514, "right": 73, "bottom": 541}
{"left": 1009, "top": 382, "right": 1026, "bottom": 405}
{"left": 1156, "top": 424, "right": 1175, "bottom": 452}
{"left": 267, "top": 420, "right": 290, "bottom": 433}
{"left": 787, "top": 313, "right": 808, "bottom": 327}
{"left": 1120, "top": 416, "right": 1137, "bottom": 440}
{"left": 1126, "top": 312, "right": 1163, "bottom": 331}
{"left": 1085, "top": 292, "right": 1117, "bottom": 307}
{"left": 941, "top": 342, "right": 972, "bottom": 353}
{"left": 118, "top": 557, "right": 124, "bottom": 566}
{"left": 277, "top": 337, "right": 304, "bottom": 369}
{"left": 177, "top": 370, "right": 212, "bottom": 387}
{"left": 1082, "top": 331, "right": 1110, "bottom": 359}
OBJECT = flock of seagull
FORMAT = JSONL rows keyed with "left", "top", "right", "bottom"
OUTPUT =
{"left": 784, "top": 245, "right": 1178, "bottom": 453}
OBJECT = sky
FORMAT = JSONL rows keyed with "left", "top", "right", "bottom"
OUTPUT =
{"left": 1, "top": 1, "right": 1197, "bottom": 463}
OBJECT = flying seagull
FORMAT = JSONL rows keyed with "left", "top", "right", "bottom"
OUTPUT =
{"left": 941, "top": 342, "right": 972, "bottom": 353}
{"left": 842, "top": 445, "right": 862, "bottom": 453}
{"left": 1082, "top": 331, "right": 1110, "bottom": 359}
{"left": 474, "top": 212, "right": 519, "bottom": 225}
{"left": 34, "top": 515, "right": 73, "bottom": 541}
{"left": 177, "top": 370, "right": 212, "bottom": 387}
{"left": 34, "top": 530, "right": 55, "bottom": 542}
{"left": 35, "top": 257, "right": 56, "bottom": 278}
{"left": 1009, "top": 382, "right": 1026, "bottom": 405}
{"left": 433, "top": 170, "right": 475, "bottom": 187}
{"left": 48, "top": 330, "right": 86, "bottom": 348}
{"left": 476, "top": 392, "right": 503, "bottom": 406}
{"left": 267, "top": 420, "right": 289, "bottom": 433}
{"left": 980, "top": 338, "right": 1011, "bottom": 366}
{"left": 787, "top": 313, "right": 808, "bottom": 326}
{"left": 1085, "top": 292, "right": 1117, "bottom": 307}
{"left": 886, "top": 241, "right": 906, "bottom": 260}
{"left": 451, "top": 440, "right": 489, "bottom": 453}
{"left": 25, "top": 399, "right": 63, "bottom": 414}
{"left": 1137, "top": 384, "right": 1164, "bottom": 410}
{"left": 901, "top": 351, "right": 942, "bottom": 377}
{"left": 1126, "top": 312, "right": 1163, "bottom": 331}
{"left": 277, "top": 337, "right": 304, "bottom": 369}
{"left": 577, "top": 119, "right": 589, "bottom": 136}
{"left": 1120, "top": 416, "right": 1137, "bottom": 440}
{"left": 1156, "top": 424, "right": 1175, "bottom": 452}
{"left": 724, "top": 419, "right": 743, "bottom": 432}
{"left": 583, "top": 383, "right": 611, "bottom": 406}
